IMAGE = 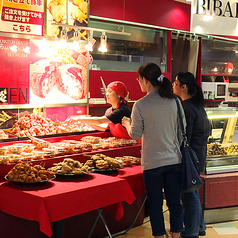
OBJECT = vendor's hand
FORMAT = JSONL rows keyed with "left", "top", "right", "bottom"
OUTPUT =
{"left": 122, "top": 116, "right": 131, "bottom": 128}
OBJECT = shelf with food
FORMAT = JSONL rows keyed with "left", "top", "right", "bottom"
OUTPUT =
{"left": 0, "top": 133, "right": 141, "bottom": 180}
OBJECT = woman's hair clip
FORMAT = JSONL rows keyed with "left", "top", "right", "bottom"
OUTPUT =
{"left": 157, "top": 74, "right": 164, "bottom": 82}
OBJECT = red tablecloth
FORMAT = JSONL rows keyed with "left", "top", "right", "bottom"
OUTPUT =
{"left": 117, "top": 165, "right": 145, "bottom": 195}
{"left": 0, "top": 173, "right": 135, "bottom": 237}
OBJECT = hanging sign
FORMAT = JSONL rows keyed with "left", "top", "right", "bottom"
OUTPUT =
{"left": 0, "top": 36, "right": 30, "bottom": 104}
{"left": 0, "top": 0, "right": 44, "bottom": 35}
{"left": 191, "top": 0, "right": 238, "bottom": 36}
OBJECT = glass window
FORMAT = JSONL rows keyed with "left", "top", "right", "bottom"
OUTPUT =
{"left": 88, "top": 20, "right": 167, "bottom": 72}
{"left": 202, "top": 39, "right": 238, "bottom": 75}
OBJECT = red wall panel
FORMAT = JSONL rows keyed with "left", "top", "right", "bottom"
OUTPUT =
{"left": 90, "top": 0, "right": 191, "bottom": 31}
{"left": 89, "top": 70, "right": 145, "bottom": 100}
{"left": 89, "top": 70, "right": 171, "bottom": 100}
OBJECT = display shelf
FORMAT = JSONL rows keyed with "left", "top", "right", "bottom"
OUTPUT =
{"left": 201, "top": 107, "right": 238, "bottom": 222}
{"left": 0, "top": 131, "right": 141, "bottom": 180}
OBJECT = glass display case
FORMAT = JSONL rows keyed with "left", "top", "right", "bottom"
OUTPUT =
{"left": 206, "top": 107, "right": 238, "bottom": 174}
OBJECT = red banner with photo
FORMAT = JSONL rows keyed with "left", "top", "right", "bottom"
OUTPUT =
{"left": 0, "top": 36, "right": 30, "bottom": 104}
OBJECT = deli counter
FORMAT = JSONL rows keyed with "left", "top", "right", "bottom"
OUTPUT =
{"left": 205, "top": 107, "right": 238, "bottom": 174}
{"left": 201, "top": 107, "right": 238, "bottom": 223}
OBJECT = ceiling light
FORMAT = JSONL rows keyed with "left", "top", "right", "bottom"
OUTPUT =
{"left": 71, "top": 30, "right": 80, "bottom": 51}
{"left": 98, "top": 32, "right": 107, "bottom": 53}
{"left": 85, "top": 30, "right": 96, "bottom": 51}
{"left": 58, "top": 27, "right": 67, "bottom": 48}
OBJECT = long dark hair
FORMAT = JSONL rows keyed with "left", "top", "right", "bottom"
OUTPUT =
{"left": 176, "top": 71, "right": 204, "bottom": 107}
{"left": 137, "top": 63, "right": 175, "bottom": 99}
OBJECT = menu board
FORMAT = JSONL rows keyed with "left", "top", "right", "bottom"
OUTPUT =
{"left": 0, "top": 36, "right": 30, "bottom": 104}
{"left": 0, "top": 0, "right": 44, "bottom": 35}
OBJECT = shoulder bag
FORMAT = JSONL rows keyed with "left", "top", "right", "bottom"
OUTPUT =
{"left": 175, "top": 98, "right": 203, "bottom": 193}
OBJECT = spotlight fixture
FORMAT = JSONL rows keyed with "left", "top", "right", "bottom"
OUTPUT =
{"left": 85, "top": 30, "right": 96, "bottom": 51}
{"left": 58, "top": 27, "right": 67, "bottom": 48}
{"left": 98, "top": 32, "right": 108, "bottom": 53}
{"left": 71, "top": 30, "right": 80, "bottom": 51}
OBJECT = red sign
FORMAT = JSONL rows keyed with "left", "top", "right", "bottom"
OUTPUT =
{"left": 0, "top": 36, "right": 30, "bottom": 104}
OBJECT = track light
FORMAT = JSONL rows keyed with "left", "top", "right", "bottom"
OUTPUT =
{"left": 71, "top": 30, "right": 80, "bottom": 51}
{"left": 84, "top": 30, "right": 96, "bottom": 51}
{"left": 58, "top": 27, "right": 67, "bottom": 48}
{"left": 98, "top": 32, "right": 108, "bottom": 53}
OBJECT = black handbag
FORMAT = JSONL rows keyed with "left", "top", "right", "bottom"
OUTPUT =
{"left": 175, "top": 98, "right": 203, "bottom": 193}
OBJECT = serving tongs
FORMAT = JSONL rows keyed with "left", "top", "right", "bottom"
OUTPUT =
{"left": 100, "top": 76, "right": 107, "bottom": 101}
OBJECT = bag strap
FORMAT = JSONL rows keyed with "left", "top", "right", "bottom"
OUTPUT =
{"left": 175, "top": 97, "right": 188, "bottom": 145}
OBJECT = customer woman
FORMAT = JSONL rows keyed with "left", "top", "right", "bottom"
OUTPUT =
{"left": 173, "top": 72, "right": 210, "bottom": 238}
{"left": 72, "top": 81, "right": 132, "bottom": 138}
{"left": 122, "top": 63, "right": 185, "bottom": 238}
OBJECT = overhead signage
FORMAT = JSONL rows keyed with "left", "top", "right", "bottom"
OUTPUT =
{"left": 0, "top": 0, "right": 44, "bottom": 35}
{"left": 191, "top": 0, "right": 238, "bottom": 36}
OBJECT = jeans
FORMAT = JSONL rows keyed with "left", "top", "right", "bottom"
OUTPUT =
{"left": 181, "top": 190, "right": 206, "bottom": 237}
{"left": 143, "top": 163, "right": 183, "bottom": 236}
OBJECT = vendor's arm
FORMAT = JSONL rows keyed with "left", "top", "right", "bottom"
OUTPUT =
{"left": 76, "top": 115, "right": 110, "bottom": 125}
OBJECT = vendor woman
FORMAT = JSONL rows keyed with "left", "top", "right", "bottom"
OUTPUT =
{"left": 73, "top": 81, "right": 132, "bottom": 139}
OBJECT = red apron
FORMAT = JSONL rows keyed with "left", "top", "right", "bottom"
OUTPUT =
{"left": 108, "top": 122, "right": 132, "bottom": 139}
{"left": 108, "top": 122, "right": 142, "bottom": 144}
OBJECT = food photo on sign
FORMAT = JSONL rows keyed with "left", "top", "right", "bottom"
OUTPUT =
{"left": 46, "top": 0, "right": 88, "bottom": 39}
{"left": 31, "top": 0, "right": 89, "bottom": 105}
{"left": 29, "top": 39, "right": 92, "bottom": 105}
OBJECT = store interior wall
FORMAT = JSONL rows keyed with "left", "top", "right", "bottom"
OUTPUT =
{"left": 90, "top": 0, "right": 191, "bottom": 32}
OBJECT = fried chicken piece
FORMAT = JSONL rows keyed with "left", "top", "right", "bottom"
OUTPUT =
{"left": 95, "top": 160, "right": 109, "bottom": 170}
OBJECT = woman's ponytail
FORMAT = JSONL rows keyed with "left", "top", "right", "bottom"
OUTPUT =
{"left": 138, "top": 63, "right": 175, "bottom": 99}
{"left": 192, "top": 84, "right": 204, "bottom": 107}
{"left": 159, "top": 77, "right": 175, "bottom": 99}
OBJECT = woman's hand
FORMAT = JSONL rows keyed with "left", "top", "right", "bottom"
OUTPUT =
{"left": 122, "top": 116, "right": 131, "bottom": 130}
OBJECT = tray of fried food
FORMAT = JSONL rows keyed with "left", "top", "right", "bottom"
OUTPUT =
{"left": 80, "top": 136, "right": 101, "bottom": 144}
{"left": 48, "top": 158, "right": 92, "bottom": 176}
{"left": 115, "top": 156, "right": 141, "bottom": 167}
{"left": 5, "top": 161, "right": 55, "bottom": 184}
{"left": 84, "top": 154, "right": 124, "bottom": 172}
{"left": 28, "top": 136, "right": 50, "bottom": 150}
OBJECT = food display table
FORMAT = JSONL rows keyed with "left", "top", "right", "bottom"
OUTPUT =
{"left": 0, "top": 131, "right": 145, "bottom": 237}
{"left": 0, "top": 172, "right": 136, "bottom": 237}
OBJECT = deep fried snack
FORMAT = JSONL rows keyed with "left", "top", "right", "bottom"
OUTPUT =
{"left": 104, "top": 157, "right": 121, "bottom": 169}
{"left": 81, "top": 136, "right": 100, "bottom": 144}
{"left": 95, "top": 160, "right": 109, "bottom": 170}
{"left": 48, "top": 158, "right": 89, "bottom": 175}
{"left": 6, "top": 162, "right": 55, "bottom": 182}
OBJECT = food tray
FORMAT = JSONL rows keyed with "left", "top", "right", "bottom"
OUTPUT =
{"left": 5, "top": 175, "right": 56, "bottom": 185}
{"left": 92, "top": 167, "right": 123, "bottom": 174}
